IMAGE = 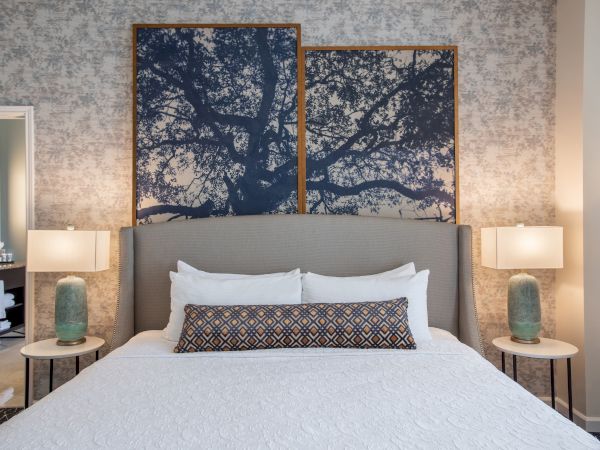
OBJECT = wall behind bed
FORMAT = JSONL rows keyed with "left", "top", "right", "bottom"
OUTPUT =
{"left": 0, "top": 0, "right": 556, "bottom": 399}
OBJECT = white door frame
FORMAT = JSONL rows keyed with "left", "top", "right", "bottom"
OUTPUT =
{"left": 0, "top": 105, "right": 35, "bottom": 344}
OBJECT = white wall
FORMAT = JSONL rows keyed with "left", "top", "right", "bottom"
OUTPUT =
{"left": 0, "top": 119, "right": 27, "bottom": 261}
{"left": 555, "top": 0, "right": 586, "bottom": 419}
{"left": 556, "top": 0, "right": 600, "bottom": 431}
{"left": 582, "top": 0, "right": 600, "bottom": 423}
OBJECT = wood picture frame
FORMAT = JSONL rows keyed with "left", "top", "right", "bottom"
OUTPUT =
{"left": 302, "top": 45, "right": 459, "bottom": 223}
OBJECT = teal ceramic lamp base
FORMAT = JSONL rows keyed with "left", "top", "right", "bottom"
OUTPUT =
{"left": 508, "top": 272, "right": 541, "bottom": 344}
{"left": 55, "top": 276, "right": 88, "bottom": 346}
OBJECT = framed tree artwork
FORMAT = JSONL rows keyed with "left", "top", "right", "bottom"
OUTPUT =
{"left": 133, "top": 24, "right": 301, "bottom": 224}
{"left": 302, "top": 46, "right": 458, "bottom": 222}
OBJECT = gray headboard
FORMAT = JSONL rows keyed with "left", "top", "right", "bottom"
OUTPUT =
{"left": 112, "top": 214, "right": 483, "bottom": 354}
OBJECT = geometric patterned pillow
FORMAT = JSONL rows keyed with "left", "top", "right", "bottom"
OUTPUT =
{"left": 174, "top": 298, "right": 416, "bottom": 352}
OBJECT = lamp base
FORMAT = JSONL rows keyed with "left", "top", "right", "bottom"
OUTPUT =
{"left": 508, "top": 272, "right": 541, "bottom": 344}
{"left": 55, "top": 276, "right": 88, "bottom": 345}
{"left": 56, "top": 337, "right": 87, "bottom": 346}
{"left": 510, "top": 336, "right": 540, "bottom": 345}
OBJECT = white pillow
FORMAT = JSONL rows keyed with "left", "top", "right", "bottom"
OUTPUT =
{"left": 164, "top": 270, "right": 302, "bottom": 341}
{"left": 177, "top": 260, "right": 299, "bottom": 279}
{"left": 301, "top": 270, "right": 432, "bottom": 344}
{"left": 345, "top": 262, "right": 416, "bottom": 279}
{"left": 299, "top": 262, "right": 415, "bottom": 303}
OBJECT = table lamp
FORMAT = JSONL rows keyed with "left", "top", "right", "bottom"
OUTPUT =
{"left": 481, "top": 224, "right": 563, "bottom": 344}
{"left": 27, "top": 228, "right": 110, "bottom": 346}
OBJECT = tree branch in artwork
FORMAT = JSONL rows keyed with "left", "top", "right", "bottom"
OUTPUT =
{"left": 307, "top": 179, "right": 454, "bottom": 205}
{"left": 137, "top": 201, "right": 215, "bottom": 221}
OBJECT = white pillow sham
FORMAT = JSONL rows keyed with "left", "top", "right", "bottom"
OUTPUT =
{"left": 164, "top": 270, "right": 302, "bottom": 342}
{"left": 301, "top": 270, "right": 432, "bottom": 344}
{"left": 299, "top": 262, "right": 415, "bottom": 303}
{"left": 344, "top": 262, "right": 416, "bottom": 279}
{"left": 177, "top": 260, "right": 299, "bottom": 279}
{"left": 178, "top": 261, "right": 411, "bottom": 280}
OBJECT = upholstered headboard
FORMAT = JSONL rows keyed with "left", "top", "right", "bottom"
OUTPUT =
{"left": 112, "top": 215, "right": 483, "bottom": 354}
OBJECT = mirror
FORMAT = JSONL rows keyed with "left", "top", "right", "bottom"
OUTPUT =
{"left": 0, "top": 107, "right": 32, "bottom": 411}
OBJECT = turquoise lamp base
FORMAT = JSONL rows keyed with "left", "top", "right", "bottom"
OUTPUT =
{"left": 508, "top": 272, "right": 541, "bottom": 344}
{"left": 55, "top": 276, "right": 88, "bottom": 346}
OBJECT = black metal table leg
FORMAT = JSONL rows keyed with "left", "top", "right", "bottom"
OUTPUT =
{"left": 76, "top": 356, "right": 80, "bottom": 375}
{"left": 501, "top": 352, "right": 505, "bottom": 373}
{"left": 96, "top": 350, "right": 99, "bottom": 361}
{"left": 513, "top": 354, "right": 518, "bottom": 382}
{"left": 568, "top": 358, "right": 573, "bottom": 421}
{"left": 49, "top": 359, "right": 53, "bottom": 392}
{"left": 24, "top": 358, "right": 29, "bottom": 408}
{"left": 550, "top": 359, "right": 555, "bottom": 409}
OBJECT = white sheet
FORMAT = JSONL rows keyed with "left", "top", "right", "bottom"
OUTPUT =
{"left": 1, "top": 329, "right": 597, "bottom": 449}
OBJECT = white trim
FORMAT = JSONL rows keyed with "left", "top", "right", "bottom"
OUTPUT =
{"left": 0, "top": 105, "right": 35, "bottom": 403}
{"left": 23, "top": 106, "right": 35, "bottom": 345}
{"left": 540, "top": 396, "right": 600, "bottom": 432}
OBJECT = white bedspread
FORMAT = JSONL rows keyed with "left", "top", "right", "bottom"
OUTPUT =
{"left": 2, "top": 329, "right": 598, "bottom": 449}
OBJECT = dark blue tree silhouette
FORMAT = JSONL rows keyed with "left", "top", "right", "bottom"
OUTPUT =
{"left": 305, "top": 49, "right": 456, "bottom": 222}
{"left": 135, "top": 26, "right": 298, "bottom": 223}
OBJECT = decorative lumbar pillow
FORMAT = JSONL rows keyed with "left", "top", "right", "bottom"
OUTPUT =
{"left": 174, "top": 298, "right": 416, "bottom": 353}
{"left": 164, "top": 271, "right": 302, "bottom": 342}
{"left": 301, "top": 270, "right": 431, "bottom": 344}
{"left": 177, "top": 261, "right": 300, "bottom": 280}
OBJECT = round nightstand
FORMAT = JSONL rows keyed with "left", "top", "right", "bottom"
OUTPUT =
{"left": 20, "top": 336, "right": 105, "bottom": 407}
{"left": 492, "top": 336, "right": 578, "bottom": 421}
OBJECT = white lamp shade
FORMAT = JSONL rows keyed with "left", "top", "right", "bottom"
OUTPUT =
{"left": 27, "top": 230, "right": 110, "bottom": 272}
{"left": 481, "top": 226, "right": 563, "bottom": 270}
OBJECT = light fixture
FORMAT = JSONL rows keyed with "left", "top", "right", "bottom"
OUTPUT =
{"left": 481, "top": 225, "right": 563, "bottom": 344}
{"left": 27, "top": 228, "right": 110, "bottom": 345}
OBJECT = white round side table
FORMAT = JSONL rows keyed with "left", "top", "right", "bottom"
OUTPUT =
{"left": 20, "top": 336, "right": 105, "bottom": 407}
{"left": 492, "top": 336, "right": 578, "bottom": 421}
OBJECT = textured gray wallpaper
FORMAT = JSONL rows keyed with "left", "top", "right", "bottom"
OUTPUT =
{"left": 0, "top": 0, "right": 556, "bottom": 398}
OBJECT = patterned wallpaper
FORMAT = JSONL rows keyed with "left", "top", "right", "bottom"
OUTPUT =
{"left": 0, "top": 0, "right": 556, "bottom": 397}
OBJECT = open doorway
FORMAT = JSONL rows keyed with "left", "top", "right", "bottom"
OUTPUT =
{"left": 0, "top": 106, "right": 34, "bottom": 415}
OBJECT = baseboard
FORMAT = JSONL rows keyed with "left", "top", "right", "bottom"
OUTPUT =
{"left": 539, "top": 396, "right": 600, "bottom": 432}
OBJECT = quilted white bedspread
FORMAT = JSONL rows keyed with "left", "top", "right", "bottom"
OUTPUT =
{"left": 2, "top": 330, "right": 598, "bottom": 449}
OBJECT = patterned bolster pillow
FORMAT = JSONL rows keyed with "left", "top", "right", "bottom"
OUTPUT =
{"left": 174, "top": 298, "right": 416, "bottom": 352}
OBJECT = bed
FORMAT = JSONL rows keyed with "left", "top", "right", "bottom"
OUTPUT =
{"left": 2, "top": 215, "right": 598, "bottom": 449}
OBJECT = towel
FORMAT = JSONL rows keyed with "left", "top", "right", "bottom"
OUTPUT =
{"left": 0, "top": 387, "right": 14, "bottom": 406}
{"left": 3, "top": 293, "right": 15, "bottom": 307}
{"left": 0, "top": 280, "right": 4, "bottom": 319}
{"left": 0, "top": 285, "right": 14, "bottom": 318}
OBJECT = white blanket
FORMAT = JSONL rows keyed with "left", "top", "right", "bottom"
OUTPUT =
{"left": 2, "top": 329, "right": 597, "bottom": 449}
